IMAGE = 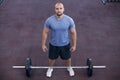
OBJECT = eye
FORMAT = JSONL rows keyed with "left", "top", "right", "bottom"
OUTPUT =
{"left": 56, "top": 8, "right": 59, "bottom": 10}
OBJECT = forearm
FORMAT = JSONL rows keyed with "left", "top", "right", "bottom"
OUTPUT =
{"left": 42, "top": 31, "right": 48, "bottom": 46}
{"left": 71, "top": 30, "right": 77, "bottom": 47}
{"left": 72, "top": 32, "right": 77, "bottom": 47}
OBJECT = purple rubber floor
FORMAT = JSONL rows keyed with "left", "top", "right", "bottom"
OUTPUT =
{"left": 0, "top": 0, "right": 120, "bottom": 80}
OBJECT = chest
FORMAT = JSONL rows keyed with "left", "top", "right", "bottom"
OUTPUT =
{"left": 49, "top": 19, "right": 70, "bottom": 31}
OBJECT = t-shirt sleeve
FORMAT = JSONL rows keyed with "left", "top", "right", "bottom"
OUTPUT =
{"left": 44, "top": 18, "right": 50, "bottom": 29}
{"left": 69, "top": 18, "right": 75, "bottom": 29}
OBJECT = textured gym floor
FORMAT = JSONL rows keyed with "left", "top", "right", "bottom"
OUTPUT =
{"left": 0, "top": 0, "right": 120, "bottom": 80}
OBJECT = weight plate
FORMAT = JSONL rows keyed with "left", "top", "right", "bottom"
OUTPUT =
{"left": 86, "top": 58, "right": 93, "bottom": 77}
{"left": 25, "top": 58, "right": 32, "bottom": 77}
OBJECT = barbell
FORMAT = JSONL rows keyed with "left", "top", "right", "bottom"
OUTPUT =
{"left": 0, "top": 0, "right": 4, "bottom": 6}
{"left": 101, "top": 0, "right": 120, "bottom": 5}
{"left": 12, "top": 58, "right": 106, "bottom": 77}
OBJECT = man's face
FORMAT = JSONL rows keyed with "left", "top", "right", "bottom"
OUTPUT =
{"left": 55, "top": 4, "right": 64, "bottom": 16}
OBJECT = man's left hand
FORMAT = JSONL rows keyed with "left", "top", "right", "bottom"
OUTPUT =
{"left": 70, "top": 46, "right": 76, "bottom": 52}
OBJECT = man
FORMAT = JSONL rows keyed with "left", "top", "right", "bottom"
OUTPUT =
{"left": 42, "top": 2, "right": 77, "bottom": 77}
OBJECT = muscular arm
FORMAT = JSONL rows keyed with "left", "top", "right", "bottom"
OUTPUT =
{"left": 70, "top": 28, "right": 77, "bottom": 52}
{"left": 42, "top": 27, "right": 49, "bottom": 52}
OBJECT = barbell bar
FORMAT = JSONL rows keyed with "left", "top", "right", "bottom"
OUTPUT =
{"left": 12, "top": 58, "right": 106, "bottom": 77}
{"left": 13, "top": 66, "right": 106, "bottom": 69}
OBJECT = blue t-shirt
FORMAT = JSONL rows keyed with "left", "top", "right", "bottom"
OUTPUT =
{"left": 44, "top": 14, "right": 75, "bottom": 46}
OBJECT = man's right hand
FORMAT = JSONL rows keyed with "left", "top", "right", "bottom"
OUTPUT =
{"left": 42, "top": 45, "right": 48, "bottom": 52}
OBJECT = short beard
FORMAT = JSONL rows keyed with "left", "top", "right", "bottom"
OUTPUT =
{"left": 56, "top": 13, "right": 63, "bottom": 16}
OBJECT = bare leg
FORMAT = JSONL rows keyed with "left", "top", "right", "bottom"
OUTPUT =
{"left": 49, "top": 59, "right": 55, "bottom": 66}
{"left": 46, "top": 59, "right": 55, "bottom": 77}
{"left": 65, "top": 58, "right": 71, "bottom": 66}
{"left": 65, "top": 58, "right": 75, "bottom": 76}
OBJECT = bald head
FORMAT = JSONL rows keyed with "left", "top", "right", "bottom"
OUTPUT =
{"left": 55, "top": 2, "right": 64, "bottom": 16}
{"left": 55, "top": 2, "right": 64, "bottom": 8}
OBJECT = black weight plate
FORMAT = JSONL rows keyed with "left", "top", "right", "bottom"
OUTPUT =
{"left": 86, "top": 58, "right": 93, "bottom": 77}
{"left": 0, "top": 0, "right": 4, "bottom": 6}
{"left": 25, "top": 58, "right": 32, "bottom": 77}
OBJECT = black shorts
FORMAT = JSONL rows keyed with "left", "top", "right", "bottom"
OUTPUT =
{"left": 49, "top": 43, "right": 71, "bottom": 60}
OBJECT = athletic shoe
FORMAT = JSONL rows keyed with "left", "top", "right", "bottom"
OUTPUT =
{"left": 46, "top": 67, "right": 53, "bottom": 77}
{"left": 67, "top": 67, "right": 75, "bottom": 76}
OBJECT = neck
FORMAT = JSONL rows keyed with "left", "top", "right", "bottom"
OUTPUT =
{"left": 56, "top": 14, "right": 64, "bottom": 20}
